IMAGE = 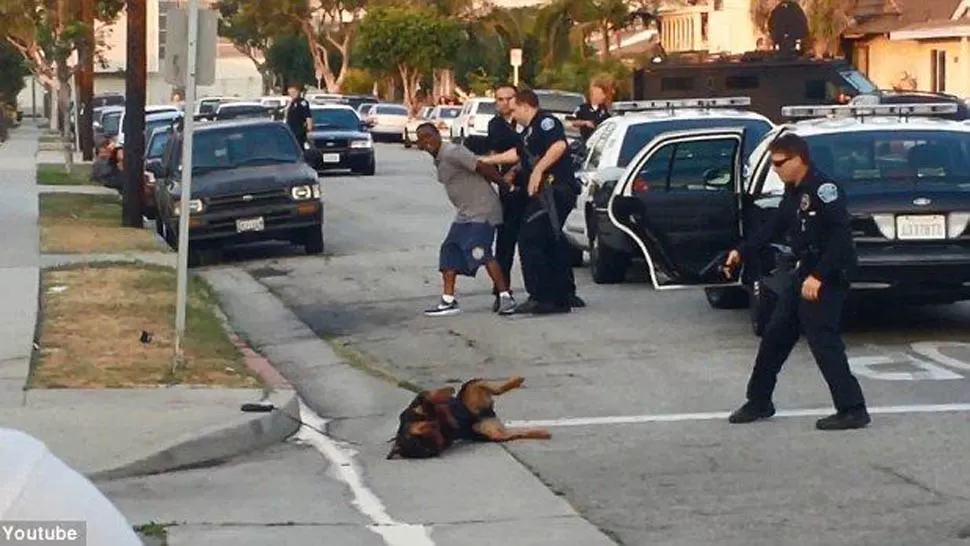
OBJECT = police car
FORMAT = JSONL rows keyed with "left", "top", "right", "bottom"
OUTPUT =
{"left": 564, "top": 97, "right": 774, "bottom": 270}
{"left": 596, "top": 101, "right": 970, "bottom": 330}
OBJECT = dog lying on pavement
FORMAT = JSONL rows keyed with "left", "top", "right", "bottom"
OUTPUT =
{"left": 386, "top": 376, "right": 551, "bottom": 459}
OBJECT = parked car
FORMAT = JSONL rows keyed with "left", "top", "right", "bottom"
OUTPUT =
{"left": 364, "top": 103, "right": 409, "bottom": 142}
{"left": 357, "top": 103, "right": 377, "bottom": 117}
{"left": 195, "top": 96, "right": 238, "bottom": 120}
{"left": 213, "top": 102, "right": 275, "bottom": 121}
{"left": 93, "top": 106, "right": 124, "bottom": 145}
{"left": 142, "top": 123, "right": 178, "bottom": 221}
{"left": 535, "top": 89, "right": 586, "bottom": 142}
{"left": 451, "top": 97, "right": 495, "bottom": 154}
{"left": 152, "top": 118, "right": 324, "bottom": 266}
{"left": 305, "top": 104, "right": 375, "bottom": 176}
{"left": 428, "top": 105, "right": 462, "bottom": 138}
{"left": 115, "top": 105, "right": 181, "bottom": 146}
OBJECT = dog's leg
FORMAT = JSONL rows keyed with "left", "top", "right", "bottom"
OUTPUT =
{"left": 473, "top": 418, "right": 551, "bottom": 442}
{"left": 477, "top": 376, "right": 525, "bottom": 396}
{"left": 503, "top": 427, "right": 552, "bottom": 440}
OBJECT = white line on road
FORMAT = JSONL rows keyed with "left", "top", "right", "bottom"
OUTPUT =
{"left": 506, "top": 403, "right": 970, "bottom": 428}
{"left": 294, "top": 399, "right": 436, "bottom": 546}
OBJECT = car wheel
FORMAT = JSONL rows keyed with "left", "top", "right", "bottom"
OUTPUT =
{"left": 304, "top": 225, "right": 324, "bottom": 255}
{"left": 589, "top": 234, "right": 628, "bottom": 284}
{"left": 704, "top": 286, "right": 750, "bottom": 310}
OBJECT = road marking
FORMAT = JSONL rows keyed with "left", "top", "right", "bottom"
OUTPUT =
{"left": 294, "top": 399, "right": 435, "bottom": 546}
{"left": 506, "top": 403, "right": 970, "bottom": 428}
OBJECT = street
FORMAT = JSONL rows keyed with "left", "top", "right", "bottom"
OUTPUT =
{"left": 106, "top": 143, "right": 970, "bottom": 546}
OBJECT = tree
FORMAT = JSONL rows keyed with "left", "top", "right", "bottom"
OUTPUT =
{"left": 804, "top": 0, "right": 853, "bottom": 57}
{"left": 213, "top": 0, "right": 275, "bottom": 93}
{"left": 265, "top": 33, "right": 314, "bottom": 90}
{"left": 0, "top": 41, "right": 29, "bottom": 106}
{"left": 240, "top": 0, "right": 366, "bottom": 92}
{"left": 354, "top": 6, "right": 463, "bottom": 110}
{"left": 0, "top": 0, "right": 124, "bottom": 132}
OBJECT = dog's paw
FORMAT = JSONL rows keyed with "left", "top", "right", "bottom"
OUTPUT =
{"left": 507, "top": 376, "right": 525, "bottom": 389}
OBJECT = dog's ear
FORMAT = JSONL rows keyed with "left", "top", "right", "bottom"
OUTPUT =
{"left": 426, "top": 387, "right": 455, "bottom": 404}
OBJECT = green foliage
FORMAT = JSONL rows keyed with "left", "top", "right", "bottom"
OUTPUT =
{"left": 341, "top": 68, "right": 374, "bottom": 94}
{"left": 355, "top": 6, "right": 464, "bottom": 74}
{"left": 0, "top": 41, "right": 27, "bottom": 105}
{"left": 265, "top": 34, "right": 314, "bottom": 89}
{"left": 213, "top": 0, "right": 272, "bottom": 60}
{"left": 535, "top": 57, "right": 631, "bottom": 99}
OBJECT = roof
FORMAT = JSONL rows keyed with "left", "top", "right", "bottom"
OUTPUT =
{"left": 845, "top": 0, "right": 961, "bottom": 35}
{"left": 192, "top": 118, "right": 287, "bottom": 133}
{"left": 787, "top": 115, "right": 970, "bottom": 135}
{"left": 310, "top": 103, "right": 356, "bottom": 110}
{"left": 609, "top": 108, "right": 772, "bottom": 128}
{"left": 145, "top": 110, "right": 182, "bottom": 120}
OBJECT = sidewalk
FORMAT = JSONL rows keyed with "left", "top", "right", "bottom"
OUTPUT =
{"left": 0, "top": 125, "right": 299, "bottom": 480}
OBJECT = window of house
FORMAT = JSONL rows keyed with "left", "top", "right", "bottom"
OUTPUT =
{"left": 158, "top": 1, "right": 180, "bottom": 60}
{"left": 725, "top": 75, "right": 759, "bottom": 89}
{"left": 931, "top": 49, "right": 946, "bottom": 92}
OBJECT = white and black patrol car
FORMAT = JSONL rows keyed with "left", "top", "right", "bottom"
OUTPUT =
{"left": 592, "top": 101, "right": 970, "bottom": 332}
{"left": 564, "top": 97, "right": 774, "bottom": 268}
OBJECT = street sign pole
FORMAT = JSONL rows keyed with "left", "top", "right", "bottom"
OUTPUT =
{"left": 174, "top": 0, "right": 199, "bottom": 362}
{"left": 510, "top": 48, "right": 522, "bottom": 87}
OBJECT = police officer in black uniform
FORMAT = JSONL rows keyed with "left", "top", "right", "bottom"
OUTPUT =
{"left": 570, "top": 80, "right": 612, "bottom": 143}
{"left": 722, "top": 133, "right": 870, "bottom": 430}
{"left": 284, "top": 84, "right": 313, "bottom": 148}
{"left": 486, "top": 83, "right": 529, "bottom": 312}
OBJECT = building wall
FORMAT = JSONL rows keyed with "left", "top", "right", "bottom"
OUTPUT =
{"left": 851, "top": 35, "right": 970, "bottom": 96}
{"left": 659, "top": 0, "right": 759, "bottom": 54}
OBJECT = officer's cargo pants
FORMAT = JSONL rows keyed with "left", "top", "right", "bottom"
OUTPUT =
{"left": 746, "top": 274, "right": 866, "bottom": 412}
{"left": 517, "top": 185, "right": 575, "bottom": 306}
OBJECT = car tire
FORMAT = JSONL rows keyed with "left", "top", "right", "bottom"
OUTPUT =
{"left": 589, "top": 234, "right": 628, "bottom": 284}
{"left": 704, "top": 286, "right": 750, "bottom": 310}
{"left": 304, "top": 225, "right": 324, "bottom": 255}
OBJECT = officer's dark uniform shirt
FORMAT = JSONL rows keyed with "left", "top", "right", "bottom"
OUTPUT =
{"left": 573, "top": 103, "right": 611, "bottom": 141}
{"left": 522, "top": 110, "right": 577, "bottom": 194}
{"left": 486, "top": 115, "right": 523, "bottom": 195}
{"left": 285, "top": 97, "right": 312, "bottom": 137}
{"left": 738, "top": 169, "right": 856, "bottom": 282}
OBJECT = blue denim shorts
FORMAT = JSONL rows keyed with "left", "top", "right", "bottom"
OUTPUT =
{"left": 439, "top": 222, "right": 496, "bottom": 276}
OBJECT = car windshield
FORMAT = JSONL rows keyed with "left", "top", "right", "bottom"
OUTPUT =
{"left": 804, "top": 129, "right": 970, "bottom": 185}
{"left": 839, "top": 69, "right": 878, "bottom": 94}
{"left": 437, "top": 107, "right": 461, "bottom": 118}
{"left": 474, "top": 101, "right": 496, "bottom": 115}
{"left": 312, "top": 108, "right": 359, "bottom": 129}
{"left": 376, "top": 105, "right": 407, "bottom": 115}
{"left": 619, "top": 118, "right": 773, "bottom": 167}
{"left": 199, "top": 100, "right": 222, "bottom": 114}
{"left": 147, "top": 131, "right": 170, "bottom": 158}
{"left": 102, "top": 112, "right": 122, "bottom": 134}
{"left": 536, "top": 93, "right": 584, "bottom": 113}
{"left": 144, "top": 118, "right": 176, "bottom": 139}
{"left": 185, "top": 124, "right": 301, "bottom": 174}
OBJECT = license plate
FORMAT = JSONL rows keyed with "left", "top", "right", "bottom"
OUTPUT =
{"left": 322, "top": 153, "right": 340, "bottom": 163}
{"left": 896, "top": 214, "right": 946, "bottom": 240}
{"left": 236, "top": 217, "right": 264, "bottom": 233}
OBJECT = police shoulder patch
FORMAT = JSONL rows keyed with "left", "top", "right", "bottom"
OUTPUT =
{"left": 817, "top": 182, "right": 839, "bottom": 203}
{"left": 540, "top": 117, "right": 555, "bottom": 131}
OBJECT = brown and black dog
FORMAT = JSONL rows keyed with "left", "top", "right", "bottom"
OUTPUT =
{"left": 387, "top": 376, "right": 551, "bottom": 459}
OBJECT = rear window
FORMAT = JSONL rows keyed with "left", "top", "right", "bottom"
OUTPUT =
{"left": 376, "top": 105, "right": 408, "bottom": 115}
{"left": 474, "top": 101, "right": 496, "bottom": 115}
{"left": 101, "top": 112, "right": 122, "bottom": 133}
{"left": 619, "top": 118, "right": 772, "bottom": 167}
{"left": 437, "top": 107, "right": 461, "bottom": 118}
{"left": 147, "top": 131, "right": 170, "bottom": 158}
{"left": 536, "top": 92, "right": 584, "bottom": 114}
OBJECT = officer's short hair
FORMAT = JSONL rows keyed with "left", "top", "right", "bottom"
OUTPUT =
{"left": 415, "top": 122, "right": 439, "bottom": 139}
{"left": 494, "top": 83, "right": 517, "bottom": 93}
{"left": 513, "top": 89, "right": 540, "bottom": 108}
{"left": 768, "top": 133, "right": 811, "bottom": 164}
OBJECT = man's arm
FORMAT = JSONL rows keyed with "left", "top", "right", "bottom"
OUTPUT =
{"left": 475, "top": 160, "right": 510, "bottom": 187}
{"left": 452, "top": 144, "right": 510, "bottom": 187}
{"left": 480, "top": 148, "right": 518, "bottom": 165}
{"left": 533, "top": 140, "right": 567, "bottom": 176}
{"left": 737, "top": 190, "right": 795, "bottom": 260}
{"left": 810, "top": 182, "right": 854, "bottom": 281}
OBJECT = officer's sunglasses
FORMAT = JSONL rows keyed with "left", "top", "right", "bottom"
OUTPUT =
{"left": 771, "top": 155, "right": 793, "bottom": 168}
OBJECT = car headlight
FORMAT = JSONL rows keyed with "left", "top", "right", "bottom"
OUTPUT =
{"left": 291, "top": 184, "right": 320, "bottom": 200}
{"left": 350, "top": 138, "right": 372, "bottom": 149}
{"left": 172, "top": 199, "right": 203, "bottom": 216}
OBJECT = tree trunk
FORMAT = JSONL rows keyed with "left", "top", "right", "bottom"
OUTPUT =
{"left": 56, "top": 65, "right": 73, "bottom": 174}
{"left": 600, "top": 23, "right": 611, "bottom": 61}
{"left": 259, "top": 68, "right": 274, "bottom": 95}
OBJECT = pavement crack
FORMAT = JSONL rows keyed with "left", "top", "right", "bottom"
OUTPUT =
{"left": 871, "top": 464, "right": 970, "bottom": 501}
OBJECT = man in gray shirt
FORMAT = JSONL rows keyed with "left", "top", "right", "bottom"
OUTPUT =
{"left": 415, "top": 123, "right": 517, "bottom": 316}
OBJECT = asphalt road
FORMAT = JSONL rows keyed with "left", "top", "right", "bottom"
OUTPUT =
{"left": 113, "top": 143, "right": 970, "bottom": 545}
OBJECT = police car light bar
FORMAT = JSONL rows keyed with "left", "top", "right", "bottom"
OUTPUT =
{"left": 612, "top": 96, "right": 752, "bottom": 114}
{"left": 780, "top": 102, "right": 959, "bottom": 119}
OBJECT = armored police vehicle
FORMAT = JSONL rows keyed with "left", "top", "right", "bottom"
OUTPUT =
{"left": 566, "top": 96, "right": 774, "bottom": 271}
{"left": 594, "top": 101, "right": 970, "bottom": 334}
{"left": 630, "top": 1, "right": 878, "bottom": 123}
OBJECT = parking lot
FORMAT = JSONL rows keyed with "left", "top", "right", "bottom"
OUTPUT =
{"left": 231, "top": 142, "right": 970, "bottom": 545}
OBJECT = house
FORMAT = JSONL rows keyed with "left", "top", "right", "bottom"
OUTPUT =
{"left": 843, "top": 0, "right": 970, "bottom": 96}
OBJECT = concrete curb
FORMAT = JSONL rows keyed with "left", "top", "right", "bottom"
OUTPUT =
{"left": 89, "top": 389, "right": 301, "bottom": 481}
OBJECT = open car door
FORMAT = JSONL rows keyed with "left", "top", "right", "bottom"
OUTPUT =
{"left": 607, "top": 128, "right": 745, "bottom": 290}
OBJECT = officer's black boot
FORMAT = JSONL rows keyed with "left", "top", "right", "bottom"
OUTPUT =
{"left": 728, "top": 401, "right": 776, "bottom": 424}
{"left": 815, "top": 407, "right": 871, "bottom": 430}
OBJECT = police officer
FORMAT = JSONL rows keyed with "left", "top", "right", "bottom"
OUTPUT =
{"left": 284, "top": 85, "right": 313, "bottom": 148}
{"left": 482, "top": 89, "right": 583, "bottom": 314}
{"left": 486, "top": 83, "right": 529, "bottom": 312}
{"left": 722, "top": 133, "right": 870, "bottom": 430}
{"left": 570, "top": 80, "right": 612, "bottom": 143}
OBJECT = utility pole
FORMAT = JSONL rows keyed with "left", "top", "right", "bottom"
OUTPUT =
{"left": 122, "top": 0, "right": 146, "bottom": 227}
{"left": 78, "top": 0, "right": 95, "bottom": 161}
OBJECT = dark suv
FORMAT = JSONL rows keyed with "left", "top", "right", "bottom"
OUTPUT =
{"left": 152, "top": 119, "right": 324, "bottom": 265}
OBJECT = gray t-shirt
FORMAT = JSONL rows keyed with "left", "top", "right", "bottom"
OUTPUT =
{"left": 434, "top": 143, "right": 503, "bottom": 225}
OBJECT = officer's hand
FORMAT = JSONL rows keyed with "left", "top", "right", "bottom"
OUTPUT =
{"left": 721, "top": 250, "right": 741, "bottom": 278}
{"left": 801, "top": 275, "right": 821, "bottom": 301}
{"left": 528, "top": 170, "right": 542, "bottom": 196}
